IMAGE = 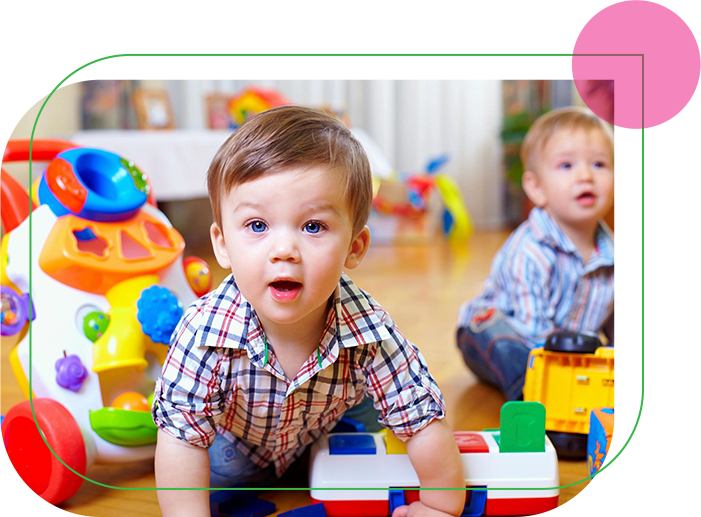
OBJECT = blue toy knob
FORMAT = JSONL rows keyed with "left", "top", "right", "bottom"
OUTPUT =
{"left": 136, "top": 286, "right": 183, "bottom": 344}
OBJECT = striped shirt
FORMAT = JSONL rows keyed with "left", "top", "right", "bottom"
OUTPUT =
{"left": 458, "top": 208, "right": 614, "bottom": 348}
{"left": 153, "top": 273, "right": 445, "bottom": 476}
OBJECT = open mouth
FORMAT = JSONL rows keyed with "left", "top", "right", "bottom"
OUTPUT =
{"left": 576, "top": 192, "right": 596, "bottom": 206}
{"left": 269, "top": 280, "right": 302, "bottom": 301}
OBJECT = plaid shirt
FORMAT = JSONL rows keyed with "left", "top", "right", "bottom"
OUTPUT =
{"left": 153, "top": 273, "right": 445, "bottom": 476}
{"left": 458, "top": 208, "right": 614, "bottom": 348}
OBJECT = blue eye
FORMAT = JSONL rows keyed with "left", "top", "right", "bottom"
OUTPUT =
{"left": 558, "top": 162, "right": 572, "bottom": 171}
{"left": 304, "top": 221, "right": 324, "bottom": 234}
{"left": 593, "top": 161, "right": 605, "bottom": 169}
{"left": 248, "top": 220, "right": 267, "bottom": 233}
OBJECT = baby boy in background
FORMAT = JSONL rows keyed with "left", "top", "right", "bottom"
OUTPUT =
{"left": 153, "top": 106, "right": 465, "bottom": 517}
{"left": 457, "top": 107, "right": 614, "bottom": 401}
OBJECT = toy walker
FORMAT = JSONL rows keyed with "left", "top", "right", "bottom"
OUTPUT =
{"left": 1, "top": 139, "right": 213, "bottom": 505}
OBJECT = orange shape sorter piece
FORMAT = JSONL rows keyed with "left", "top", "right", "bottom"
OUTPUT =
{"left": 39, "top": 211, "right": 184, "bottom": 294}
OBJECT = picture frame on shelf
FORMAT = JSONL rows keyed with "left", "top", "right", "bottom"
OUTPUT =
{"left": 132, "top": 88, "right": 176, "bottom": 129}
{"left": 205, "top": 92, "right": 232, "bottom": 129}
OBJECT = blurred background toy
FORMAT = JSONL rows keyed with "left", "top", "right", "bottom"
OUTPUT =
{"left": 228, "top": 87, "right": 293, "bottom": 129}
{"left": 370, "top": 154, "right": 473, "bottom": 245}
{"left": 1, "top": 139, "right": 212, "bottom": 505}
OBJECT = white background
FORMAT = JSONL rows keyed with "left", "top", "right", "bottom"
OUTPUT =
{"left": 1, "top": 0, "right": 698, "bottom": 516}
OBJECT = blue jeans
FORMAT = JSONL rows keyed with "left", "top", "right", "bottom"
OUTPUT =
{"left": 208, "top": 396, "right": 382, "bottom": 488}
{"left": 457, "top": 309, "right": 531, "bottom": 401}
{"left": 209, "top": 434, "right": 278, "bottom": 489}
{"left": 341, "top": 395, "right": 384, "bottom": 432}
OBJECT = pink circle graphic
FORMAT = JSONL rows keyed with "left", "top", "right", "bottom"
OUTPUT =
{"left": 573, "top": 1, "right": 700, "bottom": 129}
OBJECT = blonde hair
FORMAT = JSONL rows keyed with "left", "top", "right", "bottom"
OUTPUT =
{"left": 207, "top": 105, "right": 372, "bottom": 237}
{"left": 521, "top": 106, "right": 614, "bottom": 173}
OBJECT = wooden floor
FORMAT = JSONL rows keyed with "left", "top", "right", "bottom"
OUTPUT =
{"left": 1, "top": 232, "right": 591, "bottom": 516}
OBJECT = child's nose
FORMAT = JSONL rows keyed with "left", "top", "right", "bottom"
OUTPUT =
{"left": 577, "top": 164, "right": 595, "bottom": 181}
{"left": 269, "top": 231, "right": 301, "bottom": 263}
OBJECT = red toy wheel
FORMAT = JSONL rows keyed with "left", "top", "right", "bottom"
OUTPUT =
{"left": 1, "top": 398, "right": 86, "bottom": 505}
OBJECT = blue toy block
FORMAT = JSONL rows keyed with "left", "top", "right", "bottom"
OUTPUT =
{"left": 210, "top": 490, "right": 276, "bottom": 517}
{"left": 461, "top": 489, "right": 487, "bottom": 517}
{"left": 330, "top": 416, "right": 366, "bottom": 433}
{"left": 277, "top": 502, "right": 327, "bottom": 517}
{"left": 328, "top": 434, "right": 376, "bottom": 455}
{"left": 389, "top": 489, "right": 406, "bottom": 514}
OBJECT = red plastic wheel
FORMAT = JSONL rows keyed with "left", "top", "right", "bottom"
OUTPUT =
{"left": 1, "top": 398, "right": 86, "bottom": 505}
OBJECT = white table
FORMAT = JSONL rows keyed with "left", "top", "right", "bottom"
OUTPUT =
{"left": 72, "top": 129, "right": 393, "bottom": 202}
{"left": 72, "top": 129, "right": 229, "bottom": 201}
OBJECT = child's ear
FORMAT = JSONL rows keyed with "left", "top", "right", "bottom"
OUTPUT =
{"left": 522, "top": 170, "right": 547, "bottom": 208}
{"left": 210, "top": 223, "right": 231, "bottom": 270}
{"left": 344, "top": 226, "right": 371, "bottom": 270}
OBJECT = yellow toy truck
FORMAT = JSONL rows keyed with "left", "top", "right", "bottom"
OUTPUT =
{"left": 523, "top": 331, "right": 614, "bottom": 459}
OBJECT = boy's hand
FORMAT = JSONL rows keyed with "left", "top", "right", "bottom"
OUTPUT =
{"left": 392, "top": 501, "right": 462, "bottom": 517}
